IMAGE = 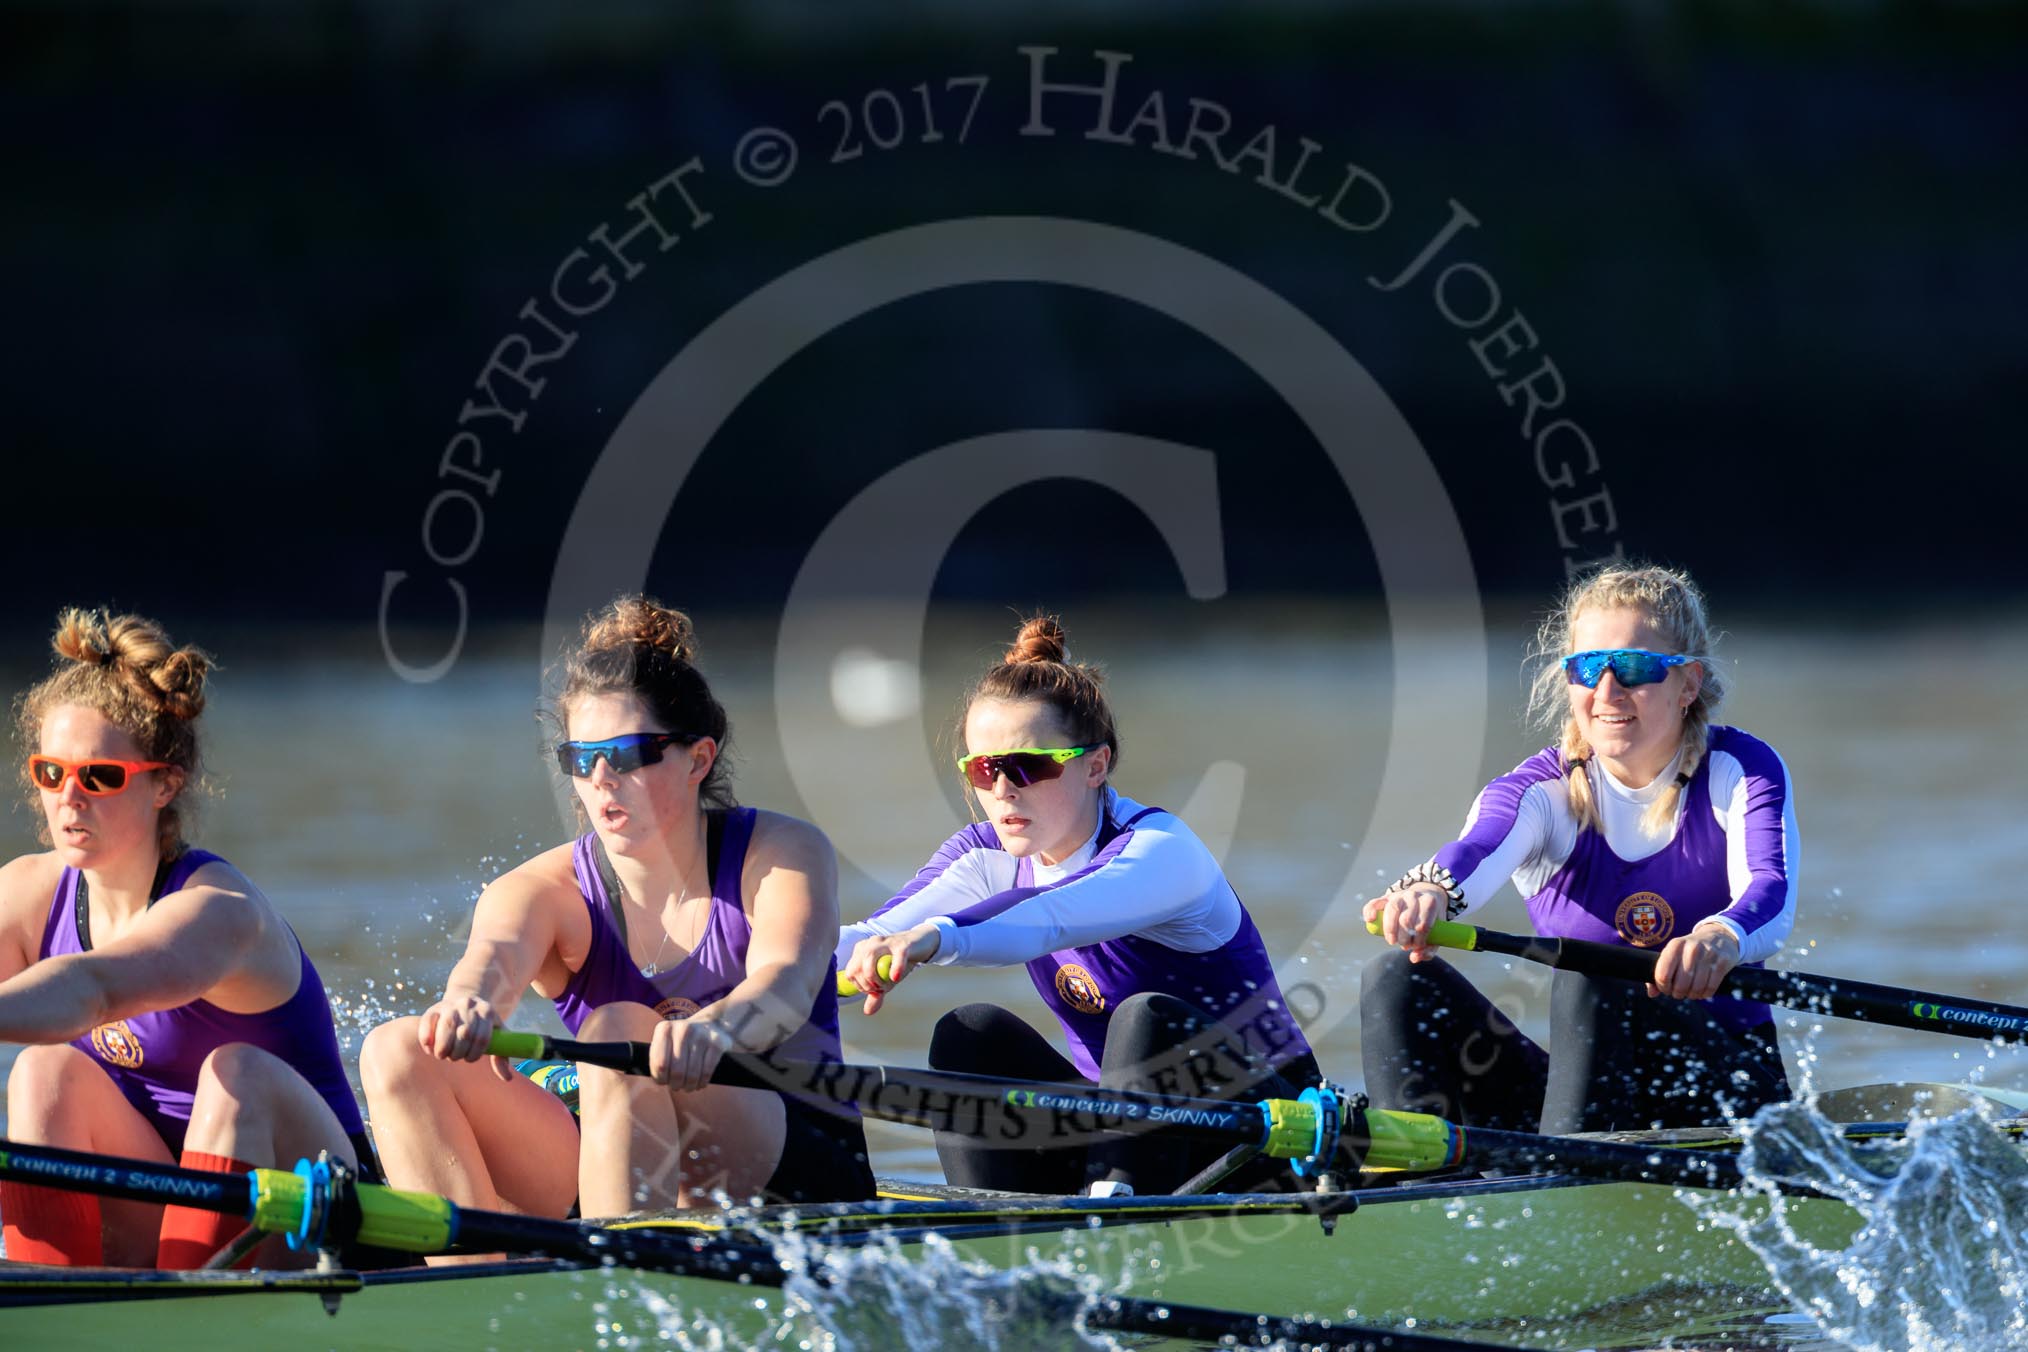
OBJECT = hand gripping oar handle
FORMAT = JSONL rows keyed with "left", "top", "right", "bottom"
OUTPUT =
{"left": 1398, "top": 919, "right": 2028, "bottom": 1045}
{"left": 835, "top": 953, "right": 894, "bottom": 998}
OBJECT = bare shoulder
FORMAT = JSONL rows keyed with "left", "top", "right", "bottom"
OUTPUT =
{"left": 173, "top": 857, "right": 274, "bottom": 932}
{"left": 745, "top": 810, "right": 836, "bottom": 874}
{"left": 477, "top": 841, "right": 583, "bottom": 914}
{"left": 181, "top": 856, "right": 265, "bottom": 904}
{"left": 740, "top": 811, "right": 838, "bottom": 934}
{"left": 0, "top": 851, "right": 65, "bottom": 935}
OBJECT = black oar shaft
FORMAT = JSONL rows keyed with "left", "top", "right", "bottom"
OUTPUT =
{"left": 0, "top": 1134, "right": 799, "bottom": 1276}
{"left": 1729, "top": 966, "right": 2028, "bottom": 1041}
{"left": 1450, "top": 923, "right": 2028, "bottom": 1044}
{"left": 495, "top": 1032, "right": 1283, "bottom": 1154}
{"left": 1085, "top": 1295, "right": 1512, "bottom": 1349}
{"left": 1455, "top": 1124, "right": 1744, "bottom": 1191}
{"left": 0, "top": 1138, "right": 253, "bottom": 1214}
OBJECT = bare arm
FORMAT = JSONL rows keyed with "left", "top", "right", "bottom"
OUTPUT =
{"left": 416, "top": 845, "right": 581, "bottom": 1062}
{"left": 0, "top": 854, "right": 62, "bottom": 988}
{"left": 650, "top": 813, "right": 838, "bottom": 1089}
{"left": 0, "top": 861, "right": 277, "bottom": 1044}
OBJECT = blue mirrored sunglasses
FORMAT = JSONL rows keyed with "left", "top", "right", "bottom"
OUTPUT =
{"left": 1562, "top": 649, "right": 1698, "bottom": 689}
{"left": 553, "top": 732, "right": 688, "bottom": 778}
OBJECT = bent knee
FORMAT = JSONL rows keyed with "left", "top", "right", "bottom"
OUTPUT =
{"left": 360, "top": 1016, "right": 436, "bottom": 1097}
{"left": 928, "top": 1003, "right": 1017, "bottom": 1071}
{"left": 576, "top": 1000, "right": 662, "bottom": 1041}
{"left": 6, "top": 1042, "right": 98, "bottom": 1102}
{"left": 1107, "top": 990, "right": 1193, "bottom": 1029}
{"left": 196, "top": 1042, "right": 295, "bottom": 1099}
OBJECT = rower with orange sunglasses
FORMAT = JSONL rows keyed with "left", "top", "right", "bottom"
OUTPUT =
{"left": 0, "top": 608, "right": 371, "bottom": 1269}
{"left": 837, "top": 616, "right": 1328, "bottom": 1196}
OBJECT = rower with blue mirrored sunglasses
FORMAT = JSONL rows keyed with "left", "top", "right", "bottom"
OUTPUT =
{"left": 553, "top": 731, "right": 694, "bottom": 778}
{"left": 1562, "top": 648, "right": 1700, "bottom": 689}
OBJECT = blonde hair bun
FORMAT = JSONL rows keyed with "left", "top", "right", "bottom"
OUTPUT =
{"left": 51, "top": 607, "right": 211, "bottom": 722}
{"left": 20, "top": 606, "right": 212, "bottom": 857}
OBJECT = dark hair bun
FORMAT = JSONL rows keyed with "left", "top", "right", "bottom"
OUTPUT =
{"left": 1004, "top": 615, "right": 1067, "bottom": 666}
{"left": 582, "top": 596, "right": 699, "bottom": 664}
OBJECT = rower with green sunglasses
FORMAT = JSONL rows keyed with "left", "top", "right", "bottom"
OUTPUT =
{"left": 1363, "top": 563, "right": 1799, "bottom": 1135}
{"left": 837, "top": 616, "right": 1326, "bottom": 1197}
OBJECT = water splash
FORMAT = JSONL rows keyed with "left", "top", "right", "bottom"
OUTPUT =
{"left": 592, "top": 1229, "right": 1132, "bottom": 1351}
{"left": 778, "top": 1231, "right": 1123, "bottom": 1351}
{"left": 1696, "top": 1094, "right": 2028, "bottom": 1351}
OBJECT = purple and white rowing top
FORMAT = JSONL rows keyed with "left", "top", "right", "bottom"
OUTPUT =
{"left": 40, "top": 848, "right": 365, "bottom": 1154}
{"left": 838, "top": 789, "right": 1311, "bottom": 1081}
{"left": 552, "top": 808, "right": 844, "bottom": 1069}
{"left": 1430, "top": 725, "right": 1800, "bottom": 1031}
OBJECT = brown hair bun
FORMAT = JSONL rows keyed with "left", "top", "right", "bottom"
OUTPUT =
{"left": 550, "top": 594, "right": 735, "bottom": 812}
{"left": 580, "top": 596, "right": 700, "bottom": 665}
{"left": 963, "top": 613, "right": 1119, "bottom": 774}
{"left": 1003, "top": 615, "right": 1068, "bottom": 667}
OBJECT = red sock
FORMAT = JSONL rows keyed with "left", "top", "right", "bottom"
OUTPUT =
{"left": 1, "top": 1179, "right": 105, "bottom": 1266}
{"left": 155, "top": 1151, "right": 256, "bottom": 1270}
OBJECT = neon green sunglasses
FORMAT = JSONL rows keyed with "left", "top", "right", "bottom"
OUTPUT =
{"left": 957, "top": 745, "right": 1098, "bottom": 790}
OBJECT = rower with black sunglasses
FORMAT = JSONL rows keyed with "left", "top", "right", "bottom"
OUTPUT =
{"left": 0, "top": 609, "right": 371, "bottom": 1270}
{"left": 837, "top": 616, "right": 1324, "bottom": 1197}
{"left": 360, "top": 597, "right": 872, "bottom": 1251}
{"left": 1364, "top": 563, "right": 1798, "bottom": 1134}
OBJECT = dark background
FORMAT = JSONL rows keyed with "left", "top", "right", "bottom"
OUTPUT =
{"left": 6, "top": 2, "right": 2025, "bottom": 643}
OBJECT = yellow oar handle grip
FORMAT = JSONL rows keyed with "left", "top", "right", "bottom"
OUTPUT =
{"left": 249, "top": 1167, "right": 308, "bottom": 1237}
{"left": 248, "top": 1168, "right": 456, "bottom": 1254}
{"left": 1360, "top": 1109, "right": 1467, "bottom": 1172}
{"left": 1261, "top": 1097, "right": 1321, "bottom": 1159}
{"left": 488, "top": 1030, "right": 547, "bottom": 1060}
{"left": 836, "top": 954, "right": 896, "bottom": 999}
{"left": 1363, "top": 918, "right": 1478, "bottom": 950}
{"left": 352, "top": 1182, "right": 457, "bottom": 1252}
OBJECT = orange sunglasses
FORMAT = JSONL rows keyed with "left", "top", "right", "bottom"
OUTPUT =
{"left": 27, "top": 755, "right": 171, "bottom": 796}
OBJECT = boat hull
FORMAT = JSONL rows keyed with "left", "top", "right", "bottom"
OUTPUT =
{"left": 0, "top": 1170, "right": 1859, "bottom": 1349}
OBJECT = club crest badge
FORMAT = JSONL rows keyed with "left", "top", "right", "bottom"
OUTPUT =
{"left": 656, "top": 996, "right": 703, "bottom": 1020}
{"left": 1614, "top": 892, "right": 1676, "bottom": 947}
{"left": 1054, "top": 962, "right": 1106, "bottom": 1015}
{"left": 91, "top": 1020, "right": 145, "bottom": 1069}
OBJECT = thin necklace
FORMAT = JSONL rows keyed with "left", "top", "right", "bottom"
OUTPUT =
{"left": 641, "top": 879, "right": 692, "bottom": 978}
{"left": 603, "top": 820, "right": 709, "bottom": 978}
{"left": 636, "top": 832, "right": 708, "bottom": 978}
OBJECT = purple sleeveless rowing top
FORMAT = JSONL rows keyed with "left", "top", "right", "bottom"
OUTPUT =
{"left": 40, "top": 849, "right": 366, "bottom": 1154}
{"left": 1013, "top": 819, "right": 1314, "bottom": 1082}
{"left": 1527, "top": 747, "right": 1772, "bottom": 1033}
{"left": 552, "top": 809, "right": 845, "bottom": 1068}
